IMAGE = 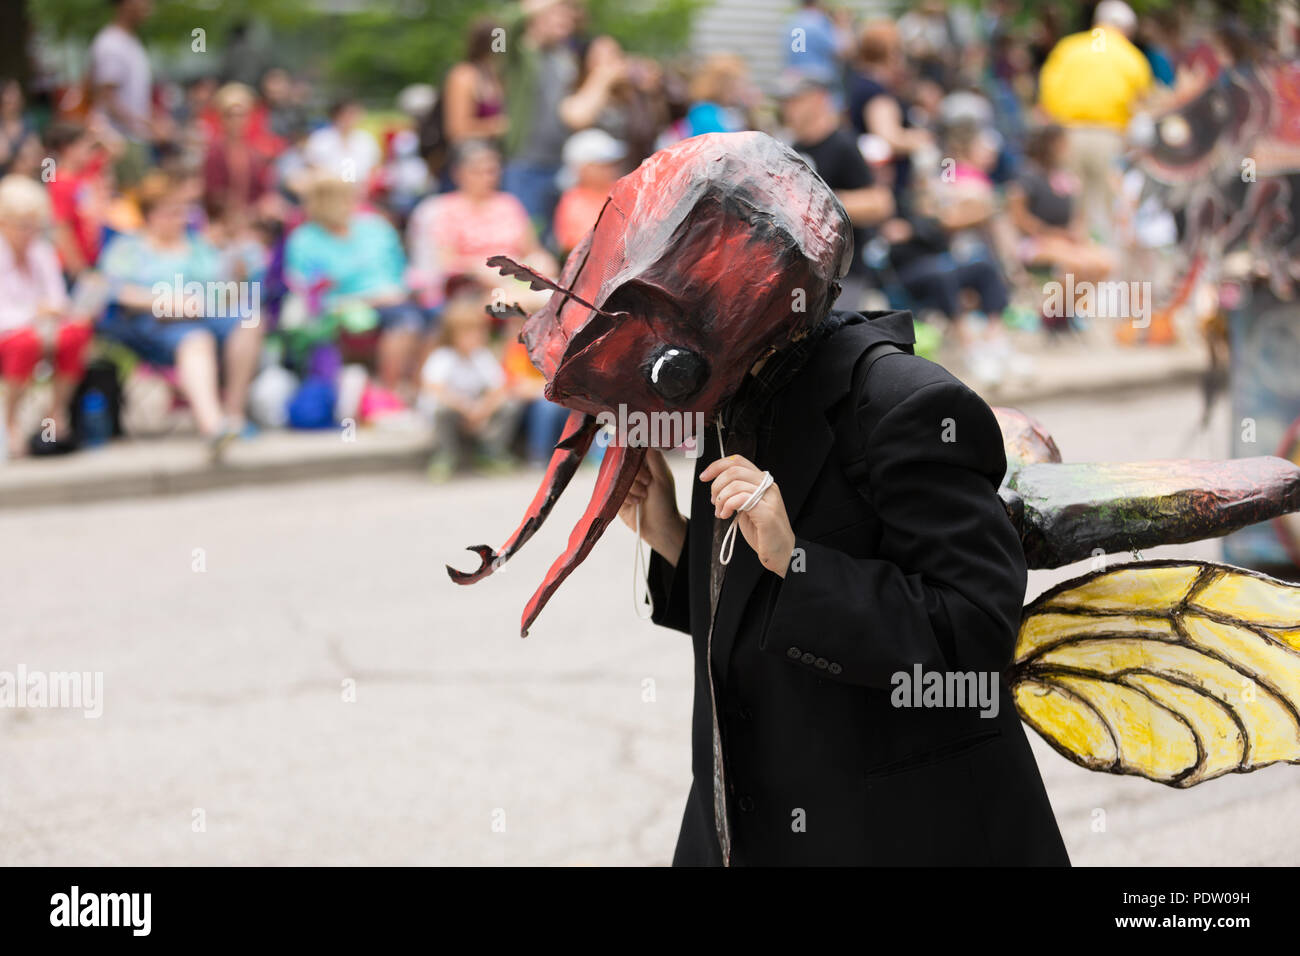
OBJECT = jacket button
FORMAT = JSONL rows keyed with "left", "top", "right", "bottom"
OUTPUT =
{"left": 801, "top": 652, "right": 816, "bottom": 665}
{"left": 814, "top": 657, "right": 828, "bottom": 669}
{"left": 787, "top": 647, "right": 801, "bottom": 659}
{"left": 828, "top": 662, "right": 842, "bottom": 675}
{"left": 738, "top": 795, "right": 756, "bottom": 812}
{"left": 738, "top": 706, "right": 753, "bottom": 721}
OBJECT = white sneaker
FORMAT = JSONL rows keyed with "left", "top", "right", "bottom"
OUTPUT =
{"left": 967, "top": 346, "right": 1005, "bottom": 387}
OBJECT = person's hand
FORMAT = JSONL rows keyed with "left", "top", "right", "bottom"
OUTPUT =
{"left": 35, "top": 316, "right": 57, "bottom": 352}
{"left": 364, "top": 289, "right": 406, "bottom": 309}
{"left": 596, "top": 57, "right": 629, "bottom": 88}
{"left": 511, "top": 378, "right": 545, "bottom": 401}
{"left": 472, "top": 259, "right": 505, "bottom": 284}
{"left": 257, "top": 191, "right": 290, "bottom": 222}
{"left": 148, "top": 112, "right": 176, "bottom": 144}
{"left": 701, "top": 454, "right": 795, "bottom": 577}
{"left": 629, "top": 57, "right": 661, "bottom": 92}
{"left": 881, "top": 218, "right": 913, "bottom": 244}
{"left": 156, "top": 290, "right": 207, "bottom": 322}
{"left": 620, "top": 449, "right": 686, "bottom": 565}
{"left": 463, "top": 400, "right": 493, "bottom": 431}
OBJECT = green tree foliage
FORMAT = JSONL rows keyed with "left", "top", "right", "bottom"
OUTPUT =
{"left": 34, "top": 0, "right": 311, "bottom": 44}
{"left": 30, "top": 0, "right": 707, "bottom": 98}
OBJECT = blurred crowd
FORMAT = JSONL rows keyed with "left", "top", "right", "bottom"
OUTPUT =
{"left": 0, "top": 0, "right": 1284, "bottom": 474}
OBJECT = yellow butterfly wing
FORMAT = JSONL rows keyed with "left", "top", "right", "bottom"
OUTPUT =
{"left": 1010, "top": 560, "right": 1300, "bottom": 787}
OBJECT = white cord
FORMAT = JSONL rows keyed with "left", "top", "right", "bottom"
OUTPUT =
{"left": 713, "top": 414, "right": 773, "bottom": 566}
{"left": 632, "top": 501, "right": 655, "bottom": 619}
{"left": 718, "top": 471, "right": 773, "bottom": 565}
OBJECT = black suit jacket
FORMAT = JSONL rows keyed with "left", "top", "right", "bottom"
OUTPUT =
{"left": 648, "top": 310, "right": 1069, "bottom": 866}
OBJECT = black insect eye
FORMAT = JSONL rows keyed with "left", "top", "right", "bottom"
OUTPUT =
{"left": 646, "top": 345, "right": 707, "bottom": 403}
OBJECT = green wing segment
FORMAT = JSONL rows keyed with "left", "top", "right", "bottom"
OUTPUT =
{"left": 1003, "top": 457, "right": 1300, "bottom": 569}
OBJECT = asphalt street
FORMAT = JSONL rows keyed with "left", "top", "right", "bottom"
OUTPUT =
{"left": 3, "top": 382, "right": 1298, "bottom": 865}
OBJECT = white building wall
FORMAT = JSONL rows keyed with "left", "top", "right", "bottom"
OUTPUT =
{"left": 689, "top": 0, "right": 893, "bottom": 92}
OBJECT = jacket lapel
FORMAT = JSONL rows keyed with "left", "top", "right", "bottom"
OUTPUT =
{"left": 708, "top": 310, "right": 916, "bottom": 687}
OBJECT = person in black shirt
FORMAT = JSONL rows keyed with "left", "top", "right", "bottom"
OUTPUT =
{"left": 1006, "top": 124, "right": 1114, "bottom": 285}
{"left": 776, "top": 68, "right": 893, "bottom": 310}
{"left": 845, "top": 22, "right": 934, "bottom": 200}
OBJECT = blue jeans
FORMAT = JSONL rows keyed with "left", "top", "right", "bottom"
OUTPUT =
{"left": 374, "top": 302, "right": 434, "bottom": 334}
{"left": 522, "top": 399, "right": 607, "bottom": 465}
{"left": 897, "top": 255, "right": 1008, "bottom": 320}
{"left": 503, "top": 160, "right": 562, "bottom": 235}
{"left": 98, "top": 308, "right": 243, "bottom": 367}
{"left": 523, "top": 398, "right": 570, "bottom": 465}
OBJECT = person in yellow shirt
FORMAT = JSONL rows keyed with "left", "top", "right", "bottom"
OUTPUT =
{"left": 1037, "top": 0, "right": 1152, "bottom": 243}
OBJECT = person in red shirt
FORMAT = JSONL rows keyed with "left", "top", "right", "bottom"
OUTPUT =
{"left": 196, "top": 81, "right": 285, "bottom": 159}
{"left": 44, "top": 120, "right": 116, "bottom": 277}
{"left": 202, "top": 83, "right": 276, "bottom": 227}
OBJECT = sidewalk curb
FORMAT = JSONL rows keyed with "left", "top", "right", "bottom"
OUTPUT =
{"left": 0, "top": 441, "right": 431, "bottom": 511}
{"left": 976, "top": 363, "right": 1205, "bottom": 407}
{"left": 0, "top": 361, "right": 1205, "bottom": 511}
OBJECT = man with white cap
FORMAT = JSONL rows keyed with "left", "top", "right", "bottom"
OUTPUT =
{"left": 553, "top": 128, "right": 628, "bottom": 255}
{"left": 1038, "top": 0, "right": 1152, "bottom": 243}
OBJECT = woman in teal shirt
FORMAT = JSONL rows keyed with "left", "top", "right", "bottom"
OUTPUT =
{"left": 284, "top": 174, "right": 431, "bottom": 394}
{"left": 98, "top": 171, "right": 263, "bottom": 457}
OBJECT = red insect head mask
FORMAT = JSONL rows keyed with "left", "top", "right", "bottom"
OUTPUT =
{"left": 447, "top": 131, "right": 852, "bottom": 635}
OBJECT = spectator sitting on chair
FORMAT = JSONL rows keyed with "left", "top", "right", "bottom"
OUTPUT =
{"left": 96, "top": 171, "right": 263, "bottom": 458}
{"left": 0, "top": 175, "right": 93, "bottom": 457}
{"left": 1006, "top": 124, "right": 1116, "bottom": 285}
{"left": 880, "top": 208, "right": 1018, "bottom": 386}
{"left": 285, "top": 172, "right": 429, "bottom": 397}
{"left": 406, "top": 140, "right": 555, "bottom": 313}
{"left": 929, "top": 119, "right": 1026, "bottom": 288}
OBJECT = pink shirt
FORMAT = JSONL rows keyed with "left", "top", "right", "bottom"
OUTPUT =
{"left": 407, "top": 191, "right": 532, "bottom": 305}
{"left": 0, "top": 237, "right": 69, "bottom": 333}
{"left": 952, "top": 162, "right": 992, "bottom": 189}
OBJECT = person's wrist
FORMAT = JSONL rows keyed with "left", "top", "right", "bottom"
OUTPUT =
{"left": 649, "top": 512, "right": 687, "bottom": 567}
{"left": 772, "top": 530, "right": 796, "bottom": 578}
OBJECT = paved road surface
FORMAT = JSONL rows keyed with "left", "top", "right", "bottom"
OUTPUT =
{"left": 3, "top": 383, "right": 1298, "bottom": 865}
